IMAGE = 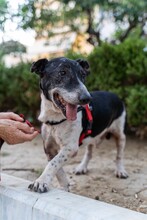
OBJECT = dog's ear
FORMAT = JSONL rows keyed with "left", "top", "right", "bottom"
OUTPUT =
{"left": 76, "top": 59, "right": 90, "bottom": 75}
{"left": 30, "top": 58, "right": 48, "bottom": 77}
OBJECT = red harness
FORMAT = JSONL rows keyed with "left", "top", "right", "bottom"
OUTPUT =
{"left": 79, "top": 104, "right": 93, "bottom": 146}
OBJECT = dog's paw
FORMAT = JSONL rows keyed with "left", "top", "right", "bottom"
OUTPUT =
{"left": 60, "top": 183, "right": 70, "bottom": 192}
{"left": 74, "top": 165, "right": 88, "bottom": 175}
{"left": 28, "top": 179, "right": 49, "bottom": 193}
{"left": 115, "top": 170, "right": 128, "bottom": 179}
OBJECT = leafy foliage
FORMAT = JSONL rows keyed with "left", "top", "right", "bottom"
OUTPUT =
{"left": 0, "top": 40, "right": 26, "bottom": 55}
{"left": 108, "top": 0, "right": 147, "bottom": 42}
{"left": 67, "top": 38, "right": 147, "bottom": 131}
{"left": 16, "top": 0, "right": 147, "bottom": 46}
{"left": 0, "top": 0, "right": 9, "bottom": 32}
{"left": 0, "top": 62, "right": 40, "bottom": 123}
{"left": 65, "top": 49, "right": 86, "bottom": 60}
{"left": 126, "top": 86, "right": 147, "bottom": 126}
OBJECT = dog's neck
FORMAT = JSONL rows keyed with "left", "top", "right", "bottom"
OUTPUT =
{"left": 38, "top": 93, "right": 66, "bottom": 123}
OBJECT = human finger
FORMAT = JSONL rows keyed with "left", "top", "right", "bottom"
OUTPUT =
{"left": 20, "top": 130, "right": 39, "bottom": 142}
{"left": 7, "top": 112, "right": 24, "bottom": 121}
{"left": 16, "top": 121, "right": 35, "bottom": 134}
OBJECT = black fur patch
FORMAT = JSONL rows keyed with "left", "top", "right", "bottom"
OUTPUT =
{"left": 82, "top": 91, "right": 124, "bottom": 137}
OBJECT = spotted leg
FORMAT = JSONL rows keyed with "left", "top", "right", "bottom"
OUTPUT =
{"left": 75, "top": 144, "right": 93, "bottom": 174}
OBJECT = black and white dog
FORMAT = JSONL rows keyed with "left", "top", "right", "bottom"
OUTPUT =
{"left": 29, "top": 57, "right": 128, "bottom": 193}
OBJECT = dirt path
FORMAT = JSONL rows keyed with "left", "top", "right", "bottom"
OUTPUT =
{"left": 1, "top": 135, "right": 147, "bottom": 214}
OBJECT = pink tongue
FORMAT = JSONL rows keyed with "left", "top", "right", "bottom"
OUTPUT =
{"left": 66, "top": 103, "right": 77, "bottom": 121}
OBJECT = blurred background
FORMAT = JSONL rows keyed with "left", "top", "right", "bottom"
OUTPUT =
{"left": 0, "top": 0, "right": 147, "bottom": 137}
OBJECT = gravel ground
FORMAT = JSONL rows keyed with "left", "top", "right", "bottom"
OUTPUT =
{"left": 1, "top": 134, "right": 147, "bottom": 214}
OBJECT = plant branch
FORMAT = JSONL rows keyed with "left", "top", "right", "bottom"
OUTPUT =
{"left": 86, "top": 8, "right": 102, "bottom": 46}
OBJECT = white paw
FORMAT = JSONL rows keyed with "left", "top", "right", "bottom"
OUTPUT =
{"left": 74, "top": 165, "right": 88, "bottom": 175}
{"left": 28, "top": 177, "right": 51, "bottom": 193}
{"left": 60, "top": 184, "right": 70, "bottom": 192}
{"left": 115, "top": 169, "right": 128, "bottom": 179}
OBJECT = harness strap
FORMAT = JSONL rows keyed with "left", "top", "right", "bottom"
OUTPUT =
{"left": 79, "top": 104, "right": 93, "bottom": 146}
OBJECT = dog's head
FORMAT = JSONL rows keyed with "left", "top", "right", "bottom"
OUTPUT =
{"left": 31, "top": 57, "right": 91, "bottom": 121}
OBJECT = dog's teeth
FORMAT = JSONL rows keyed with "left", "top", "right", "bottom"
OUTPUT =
{"left": 59, "top": 96, "right": 66, "bottom": 105}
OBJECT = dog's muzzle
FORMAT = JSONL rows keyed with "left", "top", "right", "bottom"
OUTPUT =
{"left": 53, "top": 92, "right": 91, "bottom": 121}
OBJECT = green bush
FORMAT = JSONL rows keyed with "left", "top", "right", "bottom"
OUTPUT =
{"left": 88, "top": 44, "right": 127, "bottom": 95}
{"left": 125, "top": 85, "right": 147, "bottom": 127}
{"left": 0, "top": 62, "right": 40, "bottom": 123}
{"left": 65, "top": 49, "right": 86, "bottom": 60}
{"left": 88, "top": 39, "right": 147, "bottom": 131}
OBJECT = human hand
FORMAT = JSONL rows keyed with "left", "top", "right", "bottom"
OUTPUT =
{"left": 0, "top": 119, "right": 38, "bottom": 145}
{"left": 0, "top": 112, "right": 24, "bottom": 122}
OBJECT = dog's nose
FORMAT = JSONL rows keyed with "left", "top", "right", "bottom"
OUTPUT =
{"left": 79, "top": 93, "right": 92, "bottom": 105}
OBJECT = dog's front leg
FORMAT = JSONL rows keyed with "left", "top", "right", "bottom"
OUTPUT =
{"left": 29, "top": 145, "right": 78, "bottom": 193}
{"left": 56, "top": 168, "right": 70, "bottom": 191}
{"left": 75, "top": 144, "right": 93, "bottom": 174}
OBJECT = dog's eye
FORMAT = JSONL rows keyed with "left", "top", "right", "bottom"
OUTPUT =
{"left": 59, "top": 71, "right": 66, "bottom": 76}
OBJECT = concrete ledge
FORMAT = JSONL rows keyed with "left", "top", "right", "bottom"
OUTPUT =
{"left": 0, "top": 173, "right": 146, "bottom": 220}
